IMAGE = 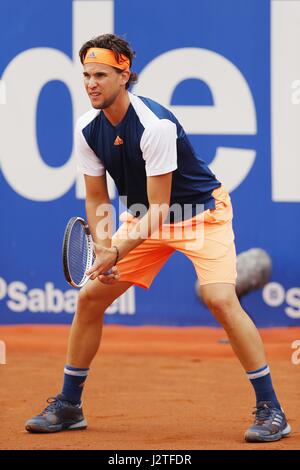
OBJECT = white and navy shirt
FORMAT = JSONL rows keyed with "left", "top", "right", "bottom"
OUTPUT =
{"left": 76, "top": 92, "right": 221, "bottom": 219}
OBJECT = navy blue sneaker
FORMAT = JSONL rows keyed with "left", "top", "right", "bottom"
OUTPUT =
{"left": 245, "top": 401, "right": 291, "bottom": 443}
{"left": 25, "top": 394, "right": 87, "bottom": 433}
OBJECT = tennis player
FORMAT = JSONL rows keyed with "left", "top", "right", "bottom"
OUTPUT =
{"left": 25, "top": 34, "right": 291, "bottom": 442}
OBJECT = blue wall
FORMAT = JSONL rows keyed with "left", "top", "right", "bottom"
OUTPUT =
{"left": 0, "top": 0, "right": 299, "bottom": 327}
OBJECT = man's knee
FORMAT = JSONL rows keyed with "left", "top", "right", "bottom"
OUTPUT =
{"left": 201, "top": 288, "right": 239, "bottom": 323}
{"left": 204, "top": 294, "right": 232, "bottom": 313}
{"left": 76, "top": 284, "right": 107, "bottom": 322}
{"left": 78, "top": 286, "right": 97, "bottom": 308}
{"left": 76, "top": 280, "right": 130, "bottom": 322}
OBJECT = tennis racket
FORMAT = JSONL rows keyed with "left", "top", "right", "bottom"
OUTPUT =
{"left": 62, "top": 216, "right": 111, "bottom": 288}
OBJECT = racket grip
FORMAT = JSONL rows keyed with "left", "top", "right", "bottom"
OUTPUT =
{"left": 104, "top": 269, "right": 113, "bottom": 275}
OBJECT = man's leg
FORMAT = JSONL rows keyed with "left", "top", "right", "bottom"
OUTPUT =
{"left": 25, "top": 279, "right": 132, "bottom": 433}
{"left": 201, "top": 282, "right": 291, "bottom": 442}
{"left": 67, "top": 279, "right": 133, "bottom": 368}
{"left": 200, "top": 283, "right": 265, "bottom": 371}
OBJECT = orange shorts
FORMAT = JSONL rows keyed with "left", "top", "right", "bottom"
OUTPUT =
{"left": 112, "top": 186, "right": 237, "bottom": 289}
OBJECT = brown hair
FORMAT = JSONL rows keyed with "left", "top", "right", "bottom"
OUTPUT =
{"left": 79, "top": 34, "right": 138, "bottom": 89}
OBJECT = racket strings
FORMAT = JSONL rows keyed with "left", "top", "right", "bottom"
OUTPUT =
{"left": 68, "top": 222, "right": 90, "bottom": 285}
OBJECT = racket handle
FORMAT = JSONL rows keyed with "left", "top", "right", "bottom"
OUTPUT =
{"left": 103, "top": 269, "right": 113, "bottom": 275}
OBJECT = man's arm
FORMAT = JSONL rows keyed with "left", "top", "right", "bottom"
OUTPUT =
{"left": 87, "top": 171, "right": 172, "bottom": 280}
{"left": 84, "top": 174, "right": 121, "bottom": 284}
{"left": 116, "top": 171, "right": 172, "bottom": 259}
{"left": 84, "top": 173, "right": 113, "bottom": 248}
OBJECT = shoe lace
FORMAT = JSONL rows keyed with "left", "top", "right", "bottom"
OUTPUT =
{"left": 252, "top": 403, "right": 273, "bottom": 425}
{"left": 39, "top": 396, "right": 64, "bottom": 416}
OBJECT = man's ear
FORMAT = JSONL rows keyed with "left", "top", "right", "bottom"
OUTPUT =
{"left": 120, "top": 70, "right": 130, "bottom": 86}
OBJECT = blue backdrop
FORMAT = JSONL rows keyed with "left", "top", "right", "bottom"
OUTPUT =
{"left": 0, "top": 0, "right": 299, "bottom": 327}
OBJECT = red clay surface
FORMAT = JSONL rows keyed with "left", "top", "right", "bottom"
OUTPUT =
{"left": 0, "top": 325, "right": 299, "bottom": 450}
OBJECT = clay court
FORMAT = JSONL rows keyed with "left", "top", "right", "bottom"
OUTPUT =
{"left": 0, "top": 325, "right": 299, "bottom": 450}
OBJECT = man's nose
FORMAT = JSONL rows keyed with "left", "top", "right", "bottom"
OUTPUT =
{"left": 88, "top": 77, "right": 97, "bottom": 89}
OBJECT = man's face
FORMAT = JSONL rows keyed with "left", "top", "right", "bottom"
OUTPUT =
{"left": 83, "top": 62, "right": 126, "bottom": 109}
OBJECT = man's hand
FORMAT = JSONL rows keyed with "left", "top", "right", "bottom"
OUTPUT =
{"left": 97, "top": 265, "right": 120, "bottom": 285}
{"left": 87, "top": 244, "right": 120, "bottom": 283}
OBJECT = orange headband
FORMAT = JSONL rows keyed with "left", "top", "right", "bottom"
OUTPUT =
{"left": 83, "top": 48, "right": 130, "bottom": 71}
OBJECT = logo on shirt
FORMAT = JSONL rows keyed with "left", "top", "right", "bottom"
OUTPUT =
{"left": 114, "top": 135, "right": 124, "bottom": 146}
